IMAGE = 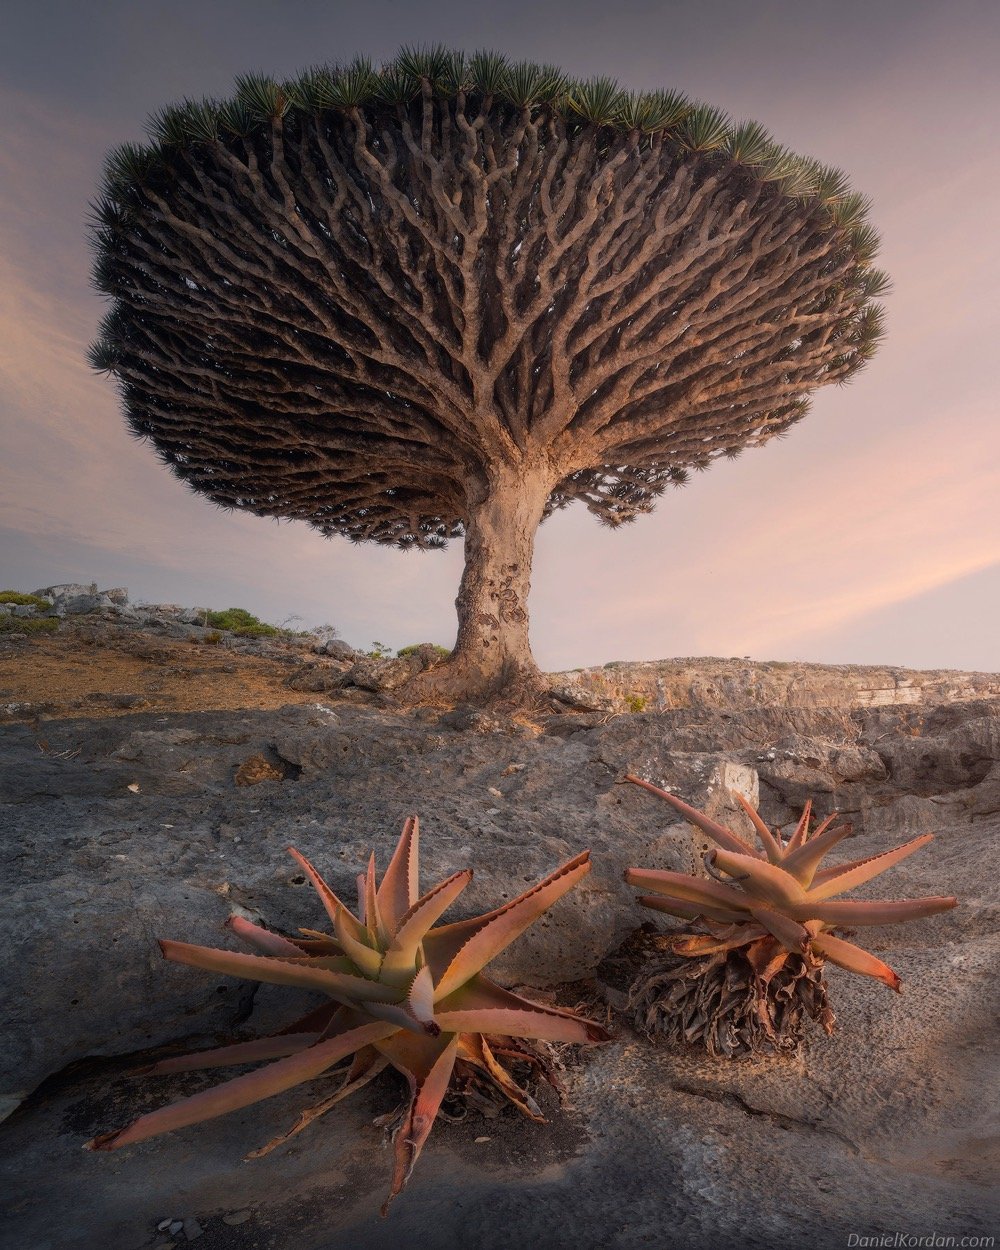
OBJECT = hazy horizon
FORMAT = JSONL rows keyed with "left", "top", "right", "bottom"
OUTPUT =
{"left": 2, "top": 0, "right": 998, "bottom": 671}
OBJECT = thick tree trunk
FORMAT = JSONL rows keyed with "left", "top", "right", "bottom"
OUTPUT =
{"left": 412, "top": 462, "right": 552, "bottom": 703}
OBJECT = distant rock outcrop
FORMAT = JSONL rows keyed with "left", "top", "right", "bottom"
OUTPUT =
{"left": 554, "top": 655, "right": 1000, "bottom": 713}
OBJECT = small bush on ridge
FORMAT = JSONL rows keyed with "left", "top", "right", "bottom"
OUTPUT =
{"left": 0, "top": 616, "right": 58, "bottom": 635}
{"left": 397, "top": 643, "right": 451, "bottom": 661}
{"left": 0, "top": 591, "right": 51, "bottom": 609}
{"left": 205, "top": 608, "right": 279, "bottom": 637}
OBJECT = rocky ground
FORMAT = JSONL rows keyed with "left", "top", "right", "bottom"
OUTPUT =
{"left": 0, "top": 587, "right": 997, "bottom": 1248}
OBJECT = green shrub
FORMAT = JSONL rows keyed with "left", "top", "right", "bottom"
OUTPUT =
{"left": 0, "top": 591, "right": 51, "bottom": 609}
{"left": 0, "top": 616, "right": 58, "bottom": 635}
{"left": 396, "top": 643, "right": 451, "bottom": 660}
{"left": 625, "top": 693, "right": 647, "bottom": 713}
{"left": 205, "top": 608, "right": 279, "bottom": 637}
{"left": 203, "top": 630, "right": 223, "bottom": 645}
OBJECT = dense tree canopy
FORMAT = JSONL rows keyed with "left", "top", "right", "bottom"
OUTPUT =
{"left": 90, "top": 47, "right": 886, "bottom": 699}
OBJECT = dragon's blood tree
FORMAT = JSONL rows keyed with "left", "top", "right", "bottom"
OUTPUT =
{"left": 90, "top": 47, "right": 887, "bottom": 701}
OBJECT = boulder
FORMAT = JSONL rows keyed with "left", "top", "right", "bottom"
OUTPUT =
{"left": 549, "top": 682, "right": 618, "bottom": 712}
{"left": 178, "top": 606, "right": 209, "bottom": 625}
{"left": 32, "top": 582, "right": 89, "bottom": 602}
{"left": 870, "top": 714, "right": 1000, "bottom": 794}
{"left": 319, "top": 638, "right": 356, "bottom": 660}
{"left": 285, "top": 664, "right": 349, "bottom": 692}
{"left": 138, "top": 603, "right": 187, "bottom": 618}
{"left": 32, "top": 583, "right": 132, "bottom": 617}
{"left": 139, "top": 616, "right": 203, "bottom": 639}
{"left": 341, "top": 656, "right": 417, "bottom": 692}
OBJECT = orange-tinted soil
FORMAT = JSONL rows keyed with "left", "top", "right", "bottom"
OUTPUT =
{"left": 0, "top": 624, "right": 321, "bottom": 720}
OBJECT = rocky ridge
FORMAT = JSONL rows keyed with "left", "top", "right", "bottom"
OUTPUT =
{"left": 7, "top": 582, "right": 1000, "bottom": 717}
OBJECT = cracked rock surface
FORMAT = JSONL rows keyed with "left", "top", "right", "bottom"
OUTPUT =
{"left": 1, "top": 682, "right": 998, "bottom": 1248}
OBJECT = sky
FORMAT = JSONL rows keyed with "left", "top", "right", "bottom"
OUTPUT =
{"left": 1, "top": 0, "right": 998, "bottom": 672}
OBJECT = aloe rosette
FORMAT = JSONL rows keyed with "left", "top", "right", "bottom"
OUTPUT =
{"left": 624, "top": 774, "right": 957, "bottom": 1054}
{"left": 88, "top": 817, "right": 609, "bottom": 1210}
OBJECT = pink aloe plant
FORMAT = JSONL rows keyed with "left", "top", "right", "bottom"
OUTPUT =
{"left": 623, "top": 774, "right": 958, "bottom": 1054}
{"left": 88, "top": 817, "right": 609, "bottom": 1211}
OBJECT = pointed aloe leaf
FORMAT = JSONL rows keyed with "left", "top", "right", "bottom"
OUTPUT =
{"left": 625, "top": 868, "right": 754, "bottom": 916}
{"left": 289, "top": 934, "right": 344, "bottom": 955}
{"left": 245, "top": 1049, "right": 390, "bottom": 1160}
{"left": 273, "top": 1002, "right": 341, "bottom": 1037}
{"left": 747, "top": 905, "right": 810, "bottom": 954}
{"left": 361, "top": 972, "right": 439, "bottom": 1041}
{"left": 806, "top": 834, "right": 934, "bottom": 901}
{"left": 709, "top": 849, "right": 808, "bottom": 908}
{"left": 376, "top": 815, "right": 420, "bottom": 933}
{"left": 745, "top": 935, "right": 794, "bottom": 984}
{"left": 406, "top": 964, "right": 437, "bottom": 1030}
{"left": 381, "top": 1033, "right": 459, "bottom": 1214}
{"left": 356, "top": 872, "right": 366, "bottom": 922}
{"left": 374, "top": 1025, "right": 454, "bottom": 1080}
{"left": 810, "top": 932, "right": 902, "bottom": 991}
{"left": 433, "top": 973, "right": 609, "bottom": 1043}
{"left": 734, "top": 794, "right": 784, "bottom": 863}
{"left": 672, "top": 925, "right": 768, "bottom": 955}
{"left": 290, "top": 928, "right": 347, "bottom": 957}
{"left": 625, "top": 774, "right": 761, "bottom": 856}
{"left": 425, "top": 852, "right": 591, "bottom": 999}
{"left": 335, "top": 906, "right": 383, "bottom": 977}
{"left": 363, "top": 852, "right": 388, "bottom": 946}
{"left": 807, "top": 812, "right": 839, "bottom": 842}
{"left": 380, "top": 870, "right": 473, "bottom": 984}
{"left": 314, "top": 1003, "right": 374, "bottom": 1038}
{"left": 634, "top": 893, "right": 705, "bottom": 922}
{"left": 635, "top": 892, "right": 751, "bottom": 923}
{"left": 780, "top": 819, "right": 854, "bottom": 883}
{"left": 141, "top": 1032, "right": 322, "bottom": 1075}
{"left": 785, "top": 896, "right": 957, "bottom": 926}
{"left": 299, "top": 955, "right": 372, "bottom": 973}
{"left": 459, "top": 1033, "right": 544, "bottom": 1122}
{"left": 87, "top": 1021, "right": 397, "bottom": 1151}
{"left": 779, "top": 812, "right": 840, "bottom": 882}
{"left": 810, "top": 851, "right": 888, "bottom": 888}
{"left": 785, "top": 800, "right": 813, "bottom": 853}
{"left": 364, "top": 998, "right": 430, "bottom": 1035}
{"left": 287, "top": 847, "right": 367, "bottom": 942}
{"left": 225, "top": 914, "right": 303, "bottom": 957}
{"left": 158, "top": 940, "right": 391, "bottom": 1003}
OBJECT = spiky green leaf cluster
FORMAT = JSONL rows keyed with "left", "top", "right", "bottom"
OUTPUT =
{"left": 88, "top": 817, "right": 607, "bottom": 1213}
{"left": 92, "top": 44, "right": 882, "bottom": 278}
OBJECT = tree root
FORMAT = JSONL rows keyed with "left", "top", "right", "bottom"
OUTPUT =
{"left": 401, "top": 654, "right": 562, "bottom": 717}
